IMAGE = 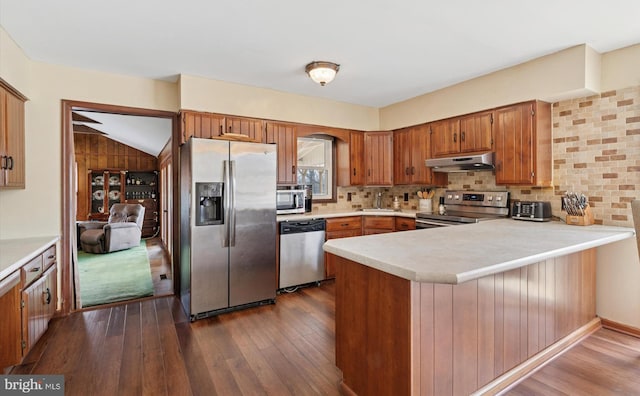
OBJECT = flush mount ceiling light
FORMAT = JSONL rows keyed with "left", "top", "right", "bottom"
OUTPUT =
{"left": 305, "top": 61, "right": 340, "bottom": 86}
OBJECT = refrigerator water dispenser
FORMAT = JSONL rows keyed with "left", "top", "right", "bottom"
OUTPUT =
{"left": 195, "top": 182, "right": 223, "bottom": 226}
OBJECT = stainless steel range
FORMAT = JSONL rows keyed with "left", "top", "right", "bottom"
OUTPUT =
{"left": 416, "top": 190, "right": 509, "bottom": 229}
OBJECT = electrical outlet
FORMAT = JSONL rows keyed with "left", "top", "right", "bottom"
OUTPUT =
{"left": 403, "top": 192, "right": 409, "bottom": 201}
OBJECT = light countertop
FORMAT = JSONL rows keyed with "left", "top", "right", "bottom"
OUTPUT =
{"left": 0, "top": 236, "right": 60, "bottom": 281}
{"left": 323, "top": 219, "right": 634, "bottom": 284}
{"left": 277, "top": 209, "right": 418, "bottom": 222}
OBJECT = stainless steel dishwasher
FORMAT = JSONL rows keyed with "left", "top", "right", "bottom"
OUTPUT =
{"left": 279, "top": 219, "right": 326, "bottom": 290}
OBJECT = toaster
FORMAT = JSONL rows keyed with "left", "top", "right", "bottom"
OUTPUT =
{"left": 511, "top": 201, "right": 552, "bottom": 222}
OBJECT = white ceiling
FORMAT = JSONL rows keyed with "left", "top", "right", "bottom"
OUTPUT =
{"left": 74, "top": 111, "right": 172, "bottom": 157}
{"left": 1, "top": 0, "right": 639, "bottom": 108}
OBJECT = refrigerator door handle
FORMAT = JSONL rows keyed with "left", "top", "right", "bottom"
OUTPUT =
{"left": 229, "top": 160, "right": 237, "bottom": 246}
{"left": 223, "top": 160, "right": 230, "bottom": 247}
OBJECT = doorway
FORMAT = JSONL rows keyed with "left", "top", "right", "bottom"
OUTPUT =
{"left": 61, "top": 100, "right": 179, "bottom": 312}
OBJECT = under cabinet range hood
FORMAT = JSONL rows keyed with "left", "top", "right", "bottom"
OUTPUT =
{"left": 425, "top": 152, "right": 494, "bottom": 172}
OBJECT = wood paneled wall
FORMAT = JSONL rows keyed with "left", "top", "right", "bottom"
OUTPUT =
{"left": 334, "top": 248, "right": 597, "bottom": 396}
{"left": 74, "top": 134, "right": 158, "bottom": 220}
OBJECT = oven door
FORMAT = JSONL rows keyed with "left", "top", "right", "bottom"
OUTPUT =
{"left": 415, "top": 218, "right": 459, "bottom": 229}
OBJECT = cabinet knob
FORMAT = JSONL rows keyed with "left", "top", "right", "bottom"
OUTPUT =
{"left": 460, "top": 131, "right": 465, "bottom": 141}
{"left": 291, "top": 165, "right": 296, "bottom": 175}
{"left": 411, "top": 166, "right": 415, "bottom": 175}
{"left": 29, "top": 267, "right": 40, "bottom": 273}
{"left": 353, "top": 168, "right": 356, "bottom": 176}
{"left": 405, "top": 167, "right": 409, "bottom": 175}
{"left": 453, "top": 133, "right": 457, "bottom": 143}
{"left": 0, "top": 155, "right": 6, "bottom": 170}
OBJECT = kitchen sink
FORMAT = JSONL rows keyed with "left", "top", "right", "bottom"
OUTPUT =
{"left": 359, "top": 208, "right": 399, "bottom": 212}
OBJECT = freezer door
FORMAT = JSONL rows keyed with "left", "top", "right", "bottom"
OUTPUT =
{"left": 228, "top": 141, "right": 277, "bottom": 306}
{"left": 189, "top": 138, "right": 230, "bottom": 315}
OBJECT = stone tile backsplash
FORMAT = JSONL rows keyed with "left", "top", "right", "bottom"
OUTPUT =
{"left": 315, "top": 85, "right": 640, "bottom": 227}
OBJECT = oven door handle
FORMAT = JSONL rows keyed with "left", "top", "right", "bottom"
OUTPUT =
{"left": 415, "top": 219, "right": 456, "bottom": 228}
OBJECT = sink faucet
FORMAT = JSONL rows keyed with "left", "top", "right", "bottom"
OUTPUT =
{"left": 375, "top": 192, "right": 382, "bottom": 209}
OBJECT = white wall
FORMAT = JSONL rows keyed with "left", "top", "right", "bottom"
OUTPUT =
{"left": 597, "top": 238, "right": 640, "bottom": 329}
{"left": 179, "top": 74, "right": 380, "bottom": 131}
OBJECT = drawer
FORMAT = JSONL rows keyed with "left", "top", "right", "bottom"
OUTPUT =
{"left": 43, "top": 245, "right": 56, "bottom": 271}
{"left": 326, "top": 229, "right": 362, "bottom": 240}
{"left": 326, "top": 216, "right": 362, "bottom": 232}
{"left": 364, "top": 229, "right": 394, "bottom": 235}
{"left": 394, "top": 217, "right": 416, "bottom": 231}
{"left": 363, "top": 216, "right": 394, "bottom": 230}
{"left": 22, "top": 255, "right": 44, "bottom": 288}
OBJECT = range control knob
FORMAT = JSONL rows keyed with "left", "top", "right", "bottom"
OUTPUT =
{"left": 454, "top": 195, "right": 460, "bottom": 200}
{"left": 447, "top": 194, "right": 453, "bottom": 199}
{"left": 496, "top": 196, "right": 502, "bottom": 201}
{"left": 487, "top": 196, "right": 493, "bottom": 201}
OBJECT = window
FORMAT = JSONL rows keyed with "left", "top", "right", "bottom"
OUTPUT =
{"left": 297, "top": 136, "right": 333, "bottom": 200}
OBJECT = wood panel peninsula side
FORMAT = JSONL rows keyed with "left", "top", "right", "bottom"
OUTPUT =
{"left": 323, "top": 219, "right": 634, "bottom": 396}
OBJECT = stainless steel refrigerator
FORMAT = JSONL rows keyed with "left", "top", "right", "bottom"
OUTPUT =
{"left": 180, "top": 137, "right": 277, "bottom": 320}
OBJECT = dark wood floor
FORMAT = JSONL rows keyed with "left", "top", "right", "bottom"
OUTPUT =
{"left": 11, "top": 280, "right": 640, "bottom": 395}
{"left": 146, "top": 237, "right": 173, "bottom": 296}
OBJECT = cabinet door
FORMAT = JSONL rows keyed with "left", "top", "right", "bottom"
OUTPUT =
{"left": 181, "top": 111, "right": 224, "bottom": 143}
{"left": 349, "top": 131, "right": 365, "bottom": 186}
{"left": 393, "top": 129, "right": 411, "bottom": 185}
{"left": 364, "top": 131, "right": 393, "bottom": 186}
{"left": 225, "top": 116, "right": 264, "bottom": 143}
{"left": 394, "top": 217, "right": 416, "bottom": 231}
{"left": 1, "top": 86, "right": 25, "bottom": 188}
{"left": 409, "top": 124, "right": 433, "bottom": 184}
{"left": 0, "top": 272, "right": 22, "bottom": 370}
{"left": 431, "top": 119, "right": 460, "bottom": 158}
{"left": 22, "top": 265, "right": 57, "bottom": 355}
{"left": 459, "top": 111, "right": 492, "bottom": 154}
{"left": 494, "top": 103, "right": 535, "bottom": 185}
{"left": 265, "top": 122, "right": 297, "bottom": 185}
{"left": 0, "top": 87, "right": 6, "bottom": 186}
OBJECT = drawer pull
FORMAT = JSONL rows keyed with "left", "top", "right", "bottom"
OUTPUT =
{"left": 341, "top": 223, "right": 349, "bottom": 227}
{"left": 29, "top": 267, "right": 41, "bottom": 273}
{"left": 47, "top": 255, "right": 55, "bottom": 259}
{"left": 43, "top": 288, "right": 52, "bottom": 305}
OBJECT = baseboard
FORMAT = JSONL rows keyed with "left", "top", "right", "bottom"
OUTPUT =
{"left": 471, "top": 317, "right": 602, "bottom": 396}
{"left": 601, "top": 318, "right": 640, "bottom": 339}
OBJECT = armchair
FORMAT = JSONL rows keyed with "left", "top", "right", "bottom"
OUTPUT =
{"left": 79, "top": 203, "right": 145, "bottom": 254}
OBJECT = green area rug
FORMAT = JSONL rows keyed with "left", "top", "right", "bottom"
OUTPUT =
{"left": 78, "top": 240, "right": 154, "bottom": 307}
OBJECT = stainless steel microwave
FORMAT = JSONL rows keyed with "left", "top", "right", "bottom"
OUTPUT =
{"left": 276, "top": 189, "right": 306, "bottom": 214}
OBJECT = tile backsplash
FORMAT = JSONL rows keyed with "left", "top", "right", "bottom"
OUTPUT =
{"left": 315, "top": 85, "right": 640, "bottom": 227}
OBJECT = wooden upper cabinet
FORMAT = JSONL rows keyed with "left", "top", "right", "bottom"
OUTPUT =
{"left": 181, "top": 111, "right": 224, "bottom": 142}
{"left": 265, "top": 122, "right": 297, "bottom": 185}
{"left": 458, "top": 110, "right": 493, "bottom": 154}
{"left": 180, "top": 111, "right": 264, "bottom": 144}
{"left": 350, "top": 131, "right": 365, "bottom": 186}
{"left": 430, "top": 118, "right": 460, "bottom": 158}
{"left": 493, "top": 101, "right": 551, "bottom": 186}
{"left": 394, "top": 124, "right": 447, "bottom": 186}
{"left": 336, "top": 130, "right": 364, "bottom": 187}
{"left": 0, "top": 84, "right": 26, "bottom": 189}
{"left": 364, "top": 131, "right": 393, "bottom": 186}
{"left": 431, "top": 111, "right": 492, "bottom": 158}
{"left": 225, "top": 116, "right": 264, "bottom": 143}
{"left": 393, "top": 128, "right": 411, "bottom": 185}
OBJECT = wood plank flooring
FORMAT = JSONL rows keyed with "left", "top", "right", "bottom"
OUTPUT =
{"left": 146, "top": 237, "right": 173, "bottom": 296}
{"left": 11, "top": 280, "right": 640, "bottom": 396}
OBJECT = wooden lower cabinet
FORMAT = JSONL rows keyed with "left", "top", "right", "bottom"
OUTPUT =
{"left": 334, "top": 248, "right": 597, "bottom": 395}
{"left": 0, "top": 271, "right": 22, "bottom": 370}
{"left": 0, "top": 243, "right": 57, "bottom": 371}
{"left": 324, "top": 217, "right": 363, "bottom": 279}
{"left": 22, "top": 265, "right": 56, "bottom": 353}
{"left": 363, "top": 216, "right": 395, "bottom": 235}
{"left": 394, "top": 217, "right": 416, "bottom": 231}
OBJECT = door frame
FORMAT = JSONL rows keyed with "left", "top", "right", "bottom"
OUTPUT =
{"left": 61, "top": 100, "right": 180, "bottom": 314}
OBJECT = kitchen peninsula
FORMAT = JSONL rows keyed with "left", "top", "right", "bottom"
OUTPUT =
{"left": 323, "top": 220, "right": 634, "bottom": 395}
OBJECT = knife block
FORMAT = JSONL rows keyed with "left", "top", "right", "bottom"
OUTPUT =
{"left": 566, "top": 204, "right": 594, "bottom": 226}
